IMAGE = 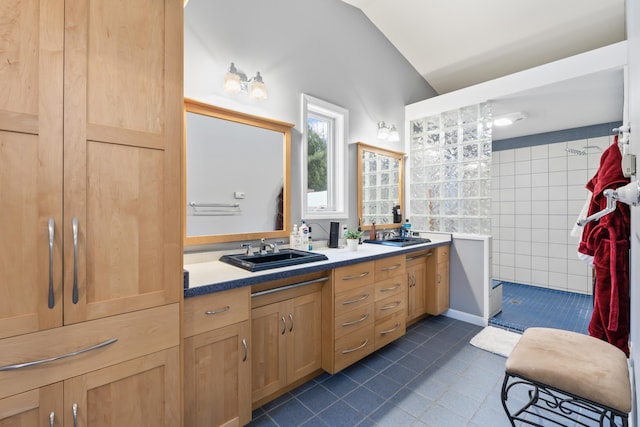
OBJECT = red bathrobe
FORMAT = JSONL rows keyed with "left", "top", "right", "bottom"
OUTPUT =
{"left": 578, "top": 140, "right": 630, "bottom": 356}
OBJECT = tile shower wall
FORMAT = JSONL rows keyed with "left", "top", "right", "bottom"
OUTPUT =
{"left": 491, "top": 135, "right": 614, "bottom": 295}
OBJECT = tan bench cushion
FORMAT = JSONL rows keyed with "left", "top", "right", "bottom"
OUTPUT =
{"left": 505, "top": 327, "right": 631, "bottom": 413}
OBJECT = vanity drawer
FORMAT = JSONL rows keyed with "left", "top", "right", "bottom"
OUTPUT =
{"left": 374, "top": 276, "right": 406, "bottom": 300}
{"left": 334, "top": 262, "right": 375, "bottom": 293}
{"left": 374, "top": 292, "right": 406, "bottom": 319}
{"left": 334, "top": 284, "right": 374, "bottom": 318}
{"left": 334, "top": 304, "right": 374, "bottom": 339}
{"left": 374, "top": 311, "right": 405, "bottom": 349}
{"left": 184, "top": 287, "right": 250, "bottom": 337}
{"left": 334, "top": 325, "right": 374, "bottom": 372}
{"left": 374, "top": 255, "right": 406, "bottom": 282}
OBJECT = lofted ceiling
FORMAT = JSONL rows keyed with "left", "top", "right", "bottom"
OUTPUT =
{"left": 341, "top": 0, "right": 627, "bottom": 140}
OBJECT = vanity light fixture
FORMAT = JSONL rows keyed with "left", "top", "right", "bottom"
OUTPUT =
{"left": 223, "top": 62, "right": 268, "bottom": 100}
{"left": 493, "top": 112, "right": 527, "bottom": 127}
{"left": 377, "top": 121, "right": 400, "bottom": 141}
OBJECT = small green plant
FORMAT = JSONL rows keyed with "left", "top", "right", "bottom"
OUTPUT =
{"left": 344, "top": 228, "right": 363, "bottom": 240}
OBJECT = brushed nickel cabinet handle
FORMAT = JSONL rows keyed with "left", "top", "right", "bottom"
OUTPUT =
{"left": 72, "top": 403, "right": 77, "bottom": 427}
{"left": 380, "top": 283, "right": 401, "bottom": 292}
{"left": 288, "top": 313, "right": 294, "bottom": 332}
{"left": 72, "top": 217, "right": 79, "bottom": 304}
{"left": 49, "top": 412, "right": 55, "bottom": 427}
{"left": 342, "top": 271, "right": 369, "bottom": 280}
{"left": 48, "top": 218, "right": 55, "bottom": 309}
{"left": 205, "top": 306, "right": 230, "bottom": 315}
{"left": 380, "top": 323, "right": 401, "bottom": 335}
{"left": 281, "top": 316, "right": 286, "bottom": 335}
{"left": 242, "top": 338, "right": 248, "bottom": 362}
{"left": 342, "top": 294, "right": 369, "bottom": 305}
{"left": 380, "top": 264, "right": 401, "bottom": 271}
{"left": 380, "top": 301, "right": 401, "bottom": 311}
{"left": 341, "top": 339, "right": 369, "bottom": 354}
{"left": 406, "top": 252, "right": 432, "bottom": 261}
{"left": 0, "top": 338, "right": 117, "bottom": 371}
{"left": 341, "top": 313, "right": 369, "bottom": 326}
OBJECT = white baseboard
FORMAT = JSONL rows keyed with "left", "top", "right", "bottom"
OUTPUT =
{"left": 443, "top": 309, "right": 487, "bottom": 327}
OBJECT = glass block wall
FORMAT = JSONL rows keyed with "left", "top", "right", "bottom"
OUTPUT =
{"left": 361, "top": 151, "right": 401, "bottom": 225}
{"left": 409, "top": 104, "right": 492, "bottom": 234}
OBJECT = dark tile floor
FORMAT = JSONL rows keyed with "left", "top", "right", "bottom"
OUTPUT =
{"left": 248, "top": 284, "right": 596, "bottom": 427}
{"left": 489, "top": 281, "right": 592, "bottom": 334}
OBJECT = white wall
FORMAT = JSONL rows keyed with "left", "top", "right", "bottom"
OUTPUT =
{"left": 492, "top": 135, "right": 615, "bottom": 294}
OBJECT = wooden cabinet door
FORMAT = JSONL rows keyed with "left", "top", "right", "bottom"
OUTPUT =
{"left": 184, "top": 322, "right": 251, "bottom": 427}
{"left": 62, "top": 0, "right": 183, "bottom": 324}
{"left": 407, "top": 256, "right": 428, "bottom": 321}
{"left": 0, "top": 0, "right": 64, "bottom": 338}
{"left": 0, "top": 383, "right": 63, "bottom": 426}
{"left": 426, "top": 247, "right": 450, "bottom": 315}
{"left": 287, "top": 292, "right": 322, "bottom": 383}
{"left": 63, "top": 347, "right": 180, "bottom": 427}
{"left": 251, "top": 302, "right": 287, "bottom": 403}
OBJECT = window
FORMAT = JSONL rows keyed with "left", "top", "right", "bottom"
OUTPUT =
{"left": 301, "top": 94, "right": 348, "bottom": 219}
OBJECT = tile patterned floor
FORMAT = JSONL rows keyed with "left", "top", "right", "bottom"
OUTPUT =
{"left": 248, "top": 316, "right": 513, "bottom": 427}
{"left": 489, "top": 282, "right": 593, "bottom": 334}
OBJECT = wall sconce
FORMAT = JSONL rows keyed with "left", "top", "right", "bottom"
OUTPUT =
{"left": 378, "top": 121, "right": 400, "bottom": 142}
{"left": 223, "top": 62, "right": 268, "bottom": 100}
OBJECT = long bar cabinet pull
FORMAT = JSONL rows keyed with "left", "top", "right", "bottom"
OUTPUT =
{"left": 281, "top": 316, "right": 286, "bottom": 335}
{"left": 380, "top": 264, "right": 402, "bottom": 271}
{"left": 342, "top": 294, "right": 369, "bottom": 305}
{"left": 380, "top": 323, "right": 401, "bottom": 335}
{"left": 406, "top": 252, "right": 433, "bottom": 262}
{"left": 49, "top": 412, "right": 55, "bottom": 427}
{"left": 341, "top": 313, "right": 369, "bottom": 326}
{"left": 48, "top": 218, "right": 55, "bottom": 309}
{"left": 205, "top": 306, "right": 230, "bottom": 315}
{"left": 0, "top": 338, "right": 117, "bottom": 371}
{"left": 380, "top": 283, "right": 400, "bottom": 292}
{"left": 242, "top": 339, "right": 248, "bottom": 362}
{"left": 341, "top": 339, "right": 369, "bottom": 354}
{"left": 72, "top": 217, "right": 79, "bottom": 304}
{"left": 341, "top": 271, "right": 369, "bottom": 280}
{"left": 380, "top": 301, "right": 401, "bottom": 310}
{"left": 72, "top": 403, "right": 78, "bottom": 427}
{"left": 289, "top": 313, "right": 294, "bottom": 332}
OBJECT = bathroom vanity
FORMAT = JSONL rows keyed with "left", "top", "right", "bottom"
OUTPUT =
{"left": 183, "top": 236, "right": 450, "bottom": 426}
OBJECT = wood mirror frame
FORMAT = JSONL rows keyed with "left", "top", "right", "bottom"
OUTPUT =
{"left": 357, "top": 142, "right": 405, "bottom": 231}
{"left": 183, "top": 98, "right": 293, "bottom": 245}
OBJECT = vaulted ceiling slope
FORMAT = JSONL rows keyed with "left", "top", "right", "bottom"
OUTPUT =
{"left": 341, "top": 0, "right": 626, "bottom": 95}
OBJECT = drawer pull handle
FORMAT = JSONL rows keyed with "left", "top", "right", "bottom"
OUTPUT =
{"left": 380, "top": 264, "right": 401, "bottom": 271}
{"left": 205, "top": 306, "right": 230, "bottom": 315}
{"left": 72, "top": 217, "right": 79, "bottom": 304}
{"left": 49, "top": 412, "right": 55, "bottom": 427}
{"left": 281, "top": 316, "right": 286, "bottom": 335}
{"left": 0, "top": 338, "right": 118, "bottom": 371}
{"left": 380, "top": 283, "right": 400, "bottom": 292}
{"left": 289, "top": 313, "right": 294, "bottom": 332}
{"left": 380, "top": 301, "right": 401, "bottom": 311}
{"left": 341, "top": 338, "right": 369, "bottom": 354}
{"left": 72, "top": 403, "right": 77, "bottom": 427}
{"left": 48, "top": 218, "right": 55, "bottom": 309}
{"left": 242, "top": 338, "right": 248, "bottom": 362}
{"left": 341, "top": 313, "right": 369, "bottom": 326}
{"left": 342, "top": 293, "right": 369, "bottom": 305}
{"left": 406, "top": 253, "right": 432, "bottom": 261}
{"left": 342, "top": 271, "right": 369, "bottom": 280}
{"left": 380, "top": 323, "right": 401, "bottom": 335}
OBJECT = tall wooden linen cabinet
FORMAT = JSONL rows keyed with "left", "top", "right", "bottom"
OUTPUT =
{"left": 0, "top": 0, "right": 183, "bottom": 425}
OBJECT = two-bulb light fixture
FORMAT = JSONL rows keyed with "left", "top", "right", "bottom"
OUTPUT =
{"left": 377, "top": 121, "right": 400, "bottom": 142}
{"left": 223, "top": 62, "right": 268, "bottom": 100}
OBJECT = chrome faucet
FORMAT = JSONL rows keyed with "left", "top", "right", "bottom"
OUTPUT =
{"left": 260, "top": 238, "right": 275, "bottom": 255}
{"left": 241, "top": 242, "right": 254, "bottom": 256}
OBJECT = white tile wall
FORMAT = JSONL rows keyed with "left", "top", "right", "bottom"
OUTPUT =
{"left": 491, "top": 136, "right": 613, "bottom": 294}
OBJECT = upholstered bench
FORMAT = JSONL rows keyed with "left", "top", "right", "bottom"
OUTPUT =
{"left": 501, "top": 327, "right": 631, "bottom": 427}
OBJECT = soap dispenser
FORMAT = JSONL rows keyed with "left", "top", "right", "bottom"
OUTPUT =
{"left": 290, "top": 224, "right": 300, "bottom": 250}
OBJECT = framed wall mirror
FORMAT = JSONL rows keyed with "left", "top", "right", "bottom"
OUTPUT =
{"left": 184, "top": 98, "right": 293, "bottom": 245}
{"left": 357, "top": 142, "right": 405, "bottom": 230}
